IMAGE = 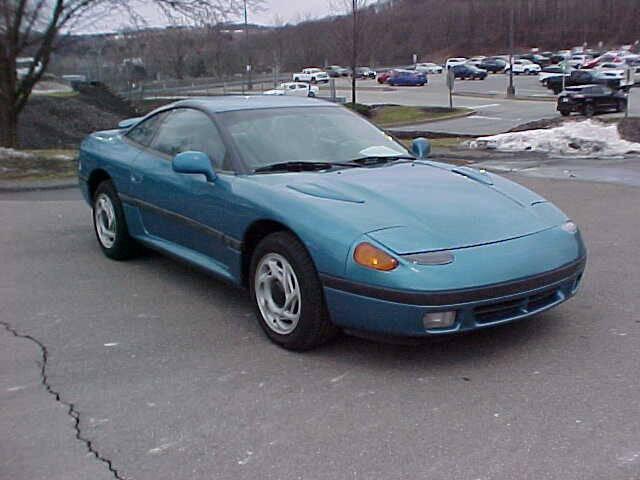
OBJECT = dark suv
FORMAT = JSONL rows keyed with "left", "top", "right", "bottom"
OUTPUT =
{"left": 478, "top": 58, "right": 507, "bottom": 73}
{"left": 557, "top": 85, "right": 627, "bottom": 116}
{"left": 451, "top": 64, "right": 487, "bottom": 80}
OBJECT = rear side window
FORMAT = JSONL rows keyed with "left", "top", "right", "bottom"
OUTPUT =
{"left": 126, "top": 112, "right": 166, "bottom": 147}
{"left": 150, "top": 108, "right": 227, "bottom": 168}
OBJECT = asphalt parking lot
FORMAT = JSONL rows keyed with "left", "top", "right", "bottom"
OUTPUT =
{"left": 333, "top": 74, "right": 640, "bottom": 135}
{"left": 2, "top": 175, "right": 639, "bottom": 480}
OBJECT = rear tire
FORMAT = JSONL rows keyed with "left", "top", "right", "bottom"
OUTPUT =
{"left": 560, "top": 110, "right": 570, "bottom": 117}
{"left": 617, "top": 100, "right": 627, "bottom": 113}
{"left": 92, "top": 180, "right": 138, "bottom": 260}
{"left": 583, "top": 104, "right": 595, "bottom": 117}
{"left": 249, "top": 232, "right": 338, "bottom": 351}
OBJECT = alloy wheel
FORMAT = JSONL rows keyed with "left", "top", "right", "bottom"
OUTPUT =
{"left": 254, "top": 253, "right": 302, "bottom": 335}
{"left": 94, "top": 193, "right": 117, "bottom": 249}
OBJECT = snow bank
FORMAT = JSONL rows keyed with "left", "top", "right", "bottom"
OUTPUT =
{"left": 472, "top": 120, "right": 640, "bottom": 157}
{"left": 0, "top": 148, "right": 33, "bottom": 160}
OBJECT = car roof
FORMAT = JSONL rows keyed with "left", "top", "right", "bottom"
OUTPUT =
{"left": 163, "top": 95, "right": 337, "bottom": 114}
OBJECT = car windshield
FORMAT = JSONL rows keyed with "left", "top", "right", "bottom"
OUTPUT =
{"left": 218, "top": 106, "right": 409, "bottom": 171}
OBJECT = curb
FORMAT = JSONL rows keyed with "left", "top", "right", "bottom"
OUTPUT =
{"left": 453, "top": 91, "right": 556, "bottom": 102}
{"left": 0, "top": 178, "right": 78, "bottom": 192}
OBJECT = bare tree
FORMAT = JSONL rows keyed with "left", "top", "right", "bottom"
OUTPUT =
{"left": 0, "top": 0, "right": 254, "bottom": 148}
{"left": 330, "top": 0, "right": 368, "bottom": 104}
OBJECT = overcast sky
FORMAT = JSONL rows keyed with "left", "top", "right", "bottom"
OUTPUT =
{"left": 85, "top": 0, "right": 336, "bottom": 33}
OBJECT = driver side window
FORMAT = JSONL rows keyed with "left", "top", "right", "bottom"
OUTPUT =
{"left": 126, "top": 112, "right": 167, "bottom": 147}
{"left": 150, "top": 108, "right": 227, "bottom": 169}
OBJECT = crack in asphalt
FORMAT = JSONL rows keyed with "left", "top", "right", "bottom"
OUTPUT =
{"left": 0, "top": 321, "right": 126, "bottom": 480}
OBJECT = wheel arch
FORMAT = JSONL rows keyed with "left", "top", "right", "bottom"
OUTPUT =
{"left": 241, "top": 219, "right": 306, "bottom": 288}
{"left": 87, "top": 168, "right": 112, "bottom": 200}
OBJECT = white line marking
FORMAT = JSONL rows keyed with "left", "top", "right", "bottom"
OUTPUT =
{"left": 466, "top": 103, "right": 501, "bottom": 109}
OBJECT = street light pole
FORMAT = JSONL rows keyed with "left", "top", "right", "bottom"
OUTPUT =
{"left": 351, "top": 0, "right": 357, "bottom": 104}
{"left": 507, "top": 2, "right": 515, "bottom": 98}
{"left": 244, "top": 0, "right": 252, "bottom": 91}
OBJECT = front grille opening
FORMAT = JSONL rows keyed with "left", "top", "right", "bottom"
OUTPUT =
{"left": 473, "top": 288, "right": 559, "bottom": 324}
{"left": 528, "top": 290, "right": 558, "bottom": 312}
{"left": 474, "top": 298, "right": 524, "bottom": 324}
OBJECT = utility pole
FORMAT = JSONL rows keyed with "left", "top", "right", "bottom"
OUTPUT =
{"left": 507, "top": 2, "right": 515, "bottom": 98}
{"left": 244, "top": 0, "right": 252, "bottom": 91}
{"left": 351, "top": 0, "right": 357, "bottom": 104}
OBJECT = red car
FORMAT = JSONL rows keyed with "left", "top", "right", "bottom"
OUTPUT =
{"left": 377, "top": 70, "right": 394, "bottom": 84}
{"left": 582, "top": 54, "right": 624, "bottom": 69}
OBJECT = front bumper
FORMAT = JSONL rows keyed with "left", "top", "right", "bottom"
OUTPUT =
{"left": 321, "top": 256, "right": 586, "bottom": 337}
{"left": 557, "top": 99, "right": 581, "bottom": 112}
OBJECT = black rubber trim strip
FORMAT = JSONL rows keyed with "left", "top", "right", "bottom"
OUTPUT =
{"left": 119, "top": 193, "right": 243, "bottom": 251}
{"left": 320, "top": 256, "right": 586, "bottom": 306}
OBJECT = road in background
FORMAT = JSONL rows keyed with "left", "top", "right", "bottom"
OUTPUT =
{"left": 2, "top": 178, "right": 640, "bottom": 480}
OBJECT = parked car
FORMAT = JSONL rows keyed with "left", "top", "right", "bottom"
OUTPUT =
{"left": 377, "top": 69, "right": 394, "bottom": 84}
{"left": 519, "top": 53, "right": 551, "bottom": 67}
{"left": 557, "top": 84, "right": 627, "bottom": 116}
{"left": 353, "top": 66, "right": 377, "bottom": 79}
{"left": 478, "top": 58, "right": 507, "bottom": 73}
{"left": 582, "top": 53, "right": 624, "bottom": 69}
{"left": 387, "top": 69, "right": 427, "bottom": 86}
{"left": 467, "top": 56, "right": 486, "bottom": 66}
{"left": 444, "top": 57, "right": 468, "bottom": 69}
{"left": 538, "top": 65, "right": 573, "bottom": 85}
{"left": 292, "top": 68, "right": 329, "bottom": 83}
{"left": 547, "top": 69, "right": 629, "bottom": 94}
{"left": 16, "top": 56, "right": 43, "bottom": 79}
{"left": 505, "top": 59, "right": 541, "bottom": 75}
{"left": 594, "top": 69, "right": 633, "bottom": 91}
{"left": 264, "top": 82, "right": 319, "bottom": 97}
{"left": 78, "top": 95, "right": 586, "bottom": 350}
{"left": 326, "top": 65, "right": 349, "bottom": 78}
{"left": 550, "top": 52, "right": 571, "bottom": 64}
{"left": 567, "top": 54, "right": 592, "bottom": 68}
{"left": 414, "top": 62, "right": 443, "bottom": 74}
{"left": 451, "top": 64, "right": 487, "bottom": 80}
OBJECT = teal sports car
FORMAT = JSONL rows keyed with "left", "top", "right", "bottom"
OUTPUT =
{"left": 78, "top": 96, "right": 586, "bottom": 350}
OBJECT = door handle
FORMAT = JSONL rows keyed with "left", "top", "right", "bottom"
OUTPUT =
{"left": 131, "top": 171, "right": 143, "bottom": 183}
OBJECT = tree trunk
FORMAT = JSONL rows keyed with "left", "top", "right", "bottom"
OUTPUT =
{"left": 0, "top": 99, "right": 18, "bottom": 148}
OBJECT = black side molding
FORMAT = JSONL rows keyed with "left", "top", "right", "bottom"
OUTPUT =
{"left": 119, "top": 193, "right": 243, "bottom": 251}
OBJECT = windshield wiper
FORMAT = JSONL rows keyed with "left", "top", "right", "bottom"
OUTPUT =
{"left": 253, "top": 161, "right": 363, "bottom": 173}
{"left": 348, "top": 155, "right": 416, "bottom": 166}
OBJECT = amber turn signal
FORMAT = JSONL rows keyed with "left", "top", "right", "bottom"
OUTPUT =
{"left": 354, "top": 243, "right": 399, "bottom": 271}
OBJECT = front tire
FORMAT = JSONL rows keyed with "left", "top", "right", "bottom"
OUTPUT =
{"left": 92, "top": 180, "right": 138, "bottom": 260}
{"left": 249, "top": 232, "right": 338, "bottom": 351}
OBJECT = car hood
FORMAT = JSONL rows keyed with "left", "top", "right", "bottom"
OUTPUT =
{"left": 255, "top": 162, "right": 566, "bottom": 254}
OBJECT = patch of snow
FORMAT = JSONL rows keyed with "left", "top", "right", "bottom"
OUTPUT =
{"left": 0, "top": 148, "right": 33, "bottom": 160}
{"left": 471, "top": 120, "right": 640, "bottom": 157}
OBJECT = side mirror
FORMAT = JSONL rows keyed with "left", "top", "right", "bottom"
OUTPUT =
{"left": 172, "top": 151, "right": 217, "bottom": 182}
{"left": 411, "top": 137, "right": 431, "bottom": 159}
